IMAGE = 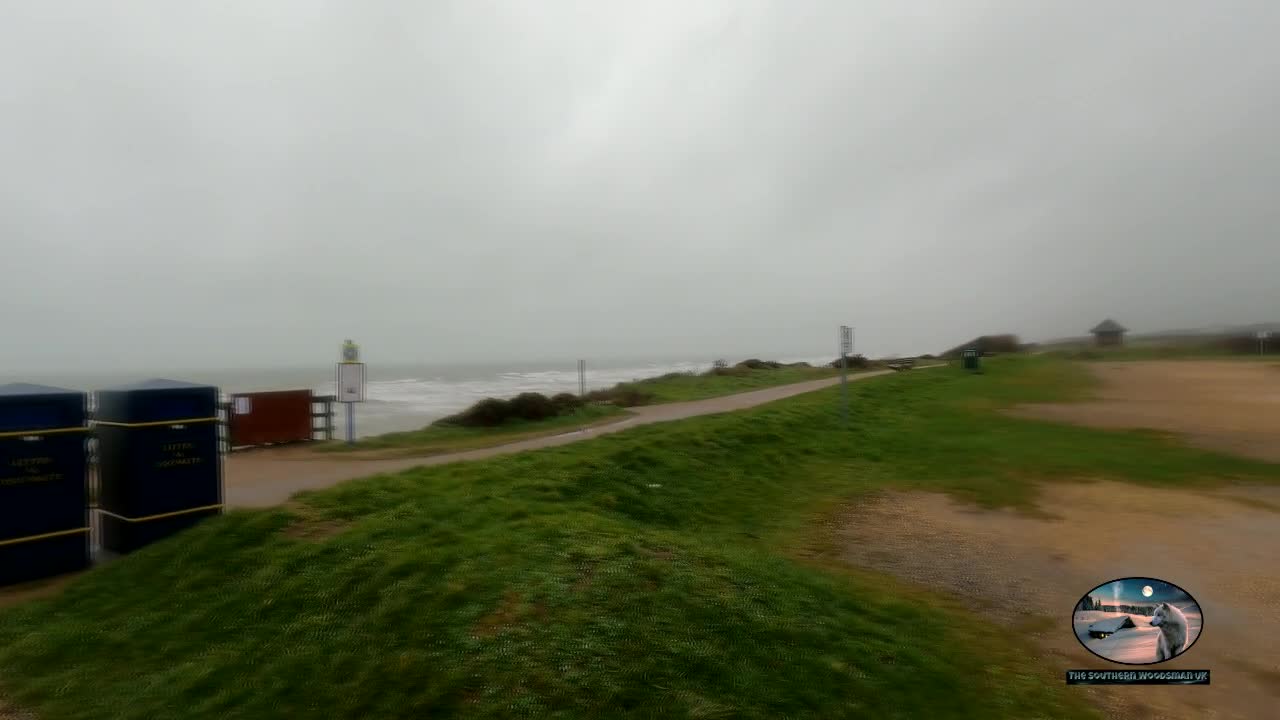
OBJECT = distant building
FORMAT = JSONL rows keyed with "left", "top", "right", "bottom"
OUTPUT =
{"left": 1087, "top": 615, "right": 1136, "bottom": 639}
{"left": 1090, "top": 319, "right": 1128, "bottom": 347}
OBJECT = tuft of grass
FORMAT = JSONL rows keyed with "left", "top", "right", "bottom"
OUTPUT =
{"left": 4, "top": 357, "right": 1277, "bottom": 719}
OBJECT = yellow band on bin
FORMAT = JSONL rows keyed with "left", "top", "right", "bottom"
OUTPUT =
{"left": 0, "top": 426, "right": 90, "bottom": 439}
{"left": 0, "top": 526, "right": 91, "bottom": 548}
{"left": 92, "top": 416, "right": 219, "bottom": 428}
{"left": 97, "top": 504, "right": 223, "bottom": 523}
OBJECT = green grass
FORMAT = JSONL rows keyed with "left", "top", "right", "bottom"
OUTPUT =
{"left": 614, "top": 365, "right": 841, "bottom": 404}
{"left": 314, "top": 405, "right": 630, "bottom": 456}
{"left": 4, "top": 357, "right": 1278, "bottom": 719}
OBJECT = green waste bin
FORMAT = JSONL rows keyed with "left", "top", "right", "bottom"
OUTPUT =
{"left": 962, "top": 348, "right": 981, "bottom": 372}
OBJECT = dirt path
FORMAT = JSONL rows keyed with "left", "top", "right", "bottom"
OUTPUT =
{"left": 837, "top": 483, "right": 1280, "bottom": 720}
{"left": 1009, "top": 361, "right": 1280, "bottom": 462}
{"left": 225, "top": 371, "right": 893, "bottom": 508}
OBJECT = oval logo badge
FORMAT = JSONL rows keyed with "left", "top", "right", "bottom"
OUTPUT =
{"left": 1072, "top": 577, "right": 1203, "bottom": 665}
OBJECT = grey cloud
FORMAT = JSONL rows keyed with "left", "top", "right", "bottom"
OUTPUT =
{"left": 3, "top": 0, "right": 1278, "bottom": 371}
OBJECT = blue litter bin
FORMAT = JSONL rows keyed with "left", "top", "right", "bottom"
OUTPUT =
{"left": 0, "top": 383, "right": 90, "bottom": 586}
{"left": 94, "top": 379, "right": 223, "bottom": 554}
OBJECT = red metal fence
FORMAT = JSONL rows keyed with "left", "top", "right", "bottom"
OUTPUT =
{"left": 222, "top": 390, "right": 334, "bottom": 450}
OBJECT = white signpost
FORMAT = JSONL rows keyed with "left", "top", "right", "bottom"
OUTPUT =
{"left": 337, "top": 339, "right": 366, "bottom": 444}
{"left": 1258, "top": 331, "right": 1271, "bottom": 356}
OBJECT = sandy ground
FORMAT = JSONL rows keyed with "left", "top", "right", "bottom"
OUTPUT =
{"left": 837, "top": 484, "right": 1280, "bottom": 720}
{"left": 837, "top": 361, "right": 1280, "bottom": 720}
{"left": 1008, "top": 361, "right": 1280, "bottom": 462}
{"left": 222, "top": 372, "right": 892, "bottom": 508}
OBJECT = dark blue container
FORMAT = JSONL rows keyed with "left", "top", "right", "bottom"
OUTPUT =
{"left": 0, "top": 383, "right": 90, "bottom": 587}
{"left": 94, "top": 379, "right": 223, "bottom": 554}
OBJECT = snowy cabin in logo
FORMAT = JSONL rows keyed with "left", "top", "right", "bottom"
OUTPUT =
{"left": 1087, "top": 616, "right": 1136, "bottom": 639}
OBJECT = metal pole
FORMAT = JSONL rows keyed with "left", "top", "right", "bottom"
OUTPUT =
{"left": 841, "top": 354, "right": 848, "bottom": 425}
{"left": 840, "top": 326, "right": 849, "bottom": 426}
{"left": 345, "top": 402, "right": 354, "bottom": 445}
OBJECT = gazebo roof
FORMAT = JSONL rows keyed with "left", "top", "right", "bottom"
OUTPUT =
{"left": 1090, "top": 319, "right": 1127, "bottom": 334}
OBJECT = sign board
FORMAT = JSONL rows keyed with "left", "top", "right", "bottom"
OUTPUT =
{"left": 336, "top": 363, "right": 366, "bottom": 403}
{"left": 840, "top": 326, "right": 853, "bottom": 356}
{"left": 1257, "top": 331, "right": 1271, "bottom": 340}
{"left": 233, "top": 397, "right": 252, "bottom": 415}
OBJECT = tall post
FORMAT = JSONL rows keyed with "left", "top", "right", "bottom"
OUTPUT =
{"left": 839, "top": 325, "right": 852, "bottom": 426}
{"left": 325, "top": 399, "right": 334, "bottom": 441}
{"left": 345, "top": 401, "right": 354, "bottom": 444}
{"left": 578, "top": 359, "right": 586, "bottom": 397}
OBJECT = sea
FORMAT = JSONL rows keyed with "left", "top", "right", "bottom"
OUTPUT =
{"left": 1, "top": 355, "right": 834, "bottom": 439}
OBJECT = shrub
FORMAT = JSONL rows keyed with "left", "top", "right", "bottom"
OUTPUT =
{"left": 585, "top": 383, "right": 655, "bottom": 407}
{"left": 550, "top": 392, "right": 585, "bottom": 412}
{"left": 508, "top": 392, "right": 558, "bottom": 421}
{"left": 435, "top": 397, "right": 512, "bottom": 427}
{"left": 827, "top": 354, "right": 870, "bottom": 369}
{"left": 736, "top": 359, "right": 783, "bottom": 370}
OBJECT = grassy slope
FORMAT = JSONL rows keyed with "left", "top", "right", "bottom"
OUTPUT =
{"left": 4, "top": 358, "right": 1278, "bottom": 719}
{"left": 314, "top": 405, "right": 630, "bottom": 456}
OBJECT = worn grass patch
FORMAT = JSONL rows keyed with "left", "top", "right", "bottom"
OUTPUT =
{"left": 3, "top": 357, "right": 1277, "bottom": 719}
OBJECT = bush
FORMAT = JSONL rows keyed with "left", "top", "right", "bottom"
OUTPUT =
{"left": 435, "top": 397, "right": 512, "bottom": 427}
{"left": 736, "top": 359, "right": 784, "bottom": 370}
{"left": 612, "top": 386, "right": 656, "bottom": 407}
{"left": 706, "top": 365, "right": 749, "bottom": 377}
{"left": 827, "top": 354, "right": 871, "bottom": 369}
{"left": 550, "top": 392, "right": 585, "bottom": 412}
{"left": 585, "top": 383, "right": 655, "bottom": 407}
{"left": 508, "top": 392, "right": 558, "bottom": 421}
{"left": 436, "top": 391, "right": 578, "bottom": 427}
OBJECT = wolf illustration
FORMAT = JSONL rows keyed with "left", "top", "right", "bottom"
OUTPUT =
{"left": 1150, "top": 602, "right": 1189, "bottom": 662}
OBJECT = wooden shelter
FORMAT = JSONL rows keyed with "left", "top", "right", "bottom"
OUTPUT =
{"left": 1090, "top": 319, "right": 1127, "bottom": 347}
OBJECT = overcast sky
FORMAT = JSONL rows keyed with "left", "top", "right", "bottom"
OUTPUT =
{"left": 3, "top": 1, "right": 1278, "bottom": 371}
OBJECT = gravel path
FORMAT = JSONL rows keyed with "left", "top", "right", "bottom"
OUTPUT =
{"left": 224, "top": 371, "right": 894, "bottom": 508}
